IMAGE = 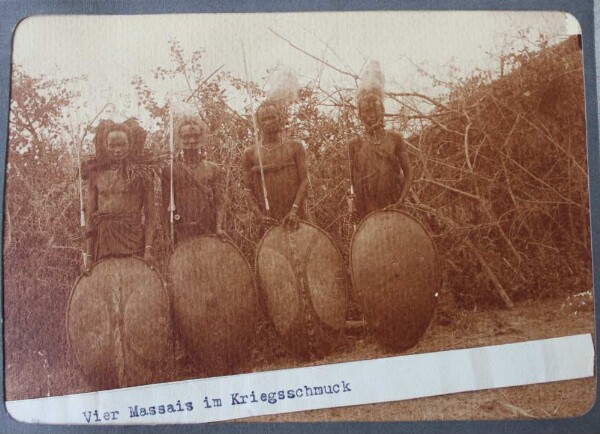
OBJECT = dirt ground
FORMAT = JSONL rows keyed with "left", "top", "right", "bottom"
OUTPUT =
{"left": 5, "top": 296, "right": 596, "bottom": 422}
{"left": 248, "top": 297, "right": 596, "bottom": 422}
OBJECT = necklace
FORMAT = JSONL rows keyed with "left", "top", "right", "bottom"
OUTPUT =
{"left": 365, "top": 129, "right": 386, "bottom": 145}
{"left": 260, "top": 135, "right": 284, "bottom": 151}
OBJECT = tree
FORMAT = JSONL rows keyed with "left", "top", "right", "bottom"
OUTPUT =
{"left": 4, "top": 66, "right": 82, "bottom": 388}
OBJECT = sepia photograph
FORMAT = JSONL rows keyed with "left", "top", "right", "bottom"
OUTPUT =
{"left": 2, "top": 9, "right": 595, "bottom": 424}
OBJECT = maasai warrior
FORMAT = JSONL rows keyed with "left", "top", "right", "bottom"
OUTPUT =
{"left": 348, "top": 61, "right": 413, "bottom": 220}
{"left": 83, "top": 119, "right": 157, "bottom": 267}
{"left": 242, "top": 70, "right": 308, "bottom": 231}
{"left": 161, "top": 116, "right": 226, "bottom": 245}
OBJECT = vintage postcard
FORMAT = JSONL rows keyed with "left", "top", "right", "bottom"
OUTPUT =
{"left": 2, "top": 9, "right": 596, "bottom": 425}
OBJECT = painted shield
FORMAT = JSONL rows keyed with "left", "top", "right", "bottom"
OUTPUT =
{"left": 67, "top": 257, "right": 171, "bottom": 390}
{"left": 256, "top": 222, "right": 348, "bottom": 358}
{"left": 351, "top": 210, "right": 439, "bottom": 351}
{"left": 167, "top": 236, "right": 257, "bottom": 373}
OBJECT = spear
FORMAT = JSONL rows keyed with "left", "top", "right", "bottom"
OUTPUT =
{"left": 168, "top": 95, "right": 176, "bottom": 249}
{"left": 75, "top": 138, "right": 89, "bottom": 270}
{"left": 74, "top": 102, "right": 111, "bottom": 270}
{"left": 240, "top": 40, "right": 270, "bottom": 212}
{"left": 348, "top": 184, "right": 357, "bottom": 233}
{"left": 347, "top": 137, "right": 357, "bottom": 233}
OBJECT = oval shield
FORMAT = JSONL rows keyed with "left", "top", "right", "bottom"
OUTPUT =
{"left": 66, "top": 257, "right": 171, "bottom": 390}
{"left": 351, "top": 210, "right": 439, "bottom": 351}
{"left": 256, "top": 222, "right": 347, "bottom": 358}
{"left": 167, "top": 236, "right": 257, "bottom": 373}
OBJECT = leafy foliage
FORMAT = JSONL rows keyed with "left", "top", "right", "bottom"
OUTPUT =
{"left": 5, "top": 66, "right": 83, "bottom": 367}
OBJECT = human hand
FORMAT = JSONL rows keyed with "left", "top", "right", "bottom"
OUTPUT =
{"left": 216, "top": 227, "right": 228, "bottom": 240}
{"left": 143, "top": 246, "right": 154, "bottom": 267}
{"left": 82, "top": 252, "right": 92, "bottom": 275}
{"left": 282, "top": 208, "right": 299, "bottom": 231}
{"left": 257, "top": 213, "right": 278, "bottom": 228}
{"left": 385, "top": 200, "right": 404, "bottom": 211}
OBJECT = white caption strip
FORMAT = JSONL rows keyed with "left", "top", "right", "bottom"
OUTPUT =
{"left": 6, "top": 334, "right": 595, "bottom": 425}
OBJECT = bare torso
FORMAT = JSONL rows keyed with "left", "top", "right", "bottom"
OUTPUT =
{"left": 93, "top": 169, "right": 144, "bottom": 214}
{"left": 243, "top": 139, "right": 307, "bottom": 221}
{"left": 349, "top": 130, "right": 411, "bottom": 218}
{"left": 85, "top": 167, "right": 156, "bottom": 262}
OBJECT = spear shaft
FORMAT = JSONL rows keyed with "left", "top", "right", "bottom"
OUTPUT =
{"left": 168, "top": 97, "right": 176, "bottom": 249}
{"left": 75, "top": 139, "right": 89, "bottom": 269}
{"left": 74, "top": 102, "right": 111, "bottom": 270}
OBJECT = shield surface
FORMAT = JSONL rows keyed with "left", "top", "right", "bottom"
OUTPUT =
{"left": 256, "top": 222, "right": 347, "bottom": 358}
{"left": 351, "top": 210, "right": 439, "bottom": 351}
{"left": 167, "top": 236, "right": 257, "bottom": 373}
{"left": 66, "top": 257, "right": 171, "bottom": 390}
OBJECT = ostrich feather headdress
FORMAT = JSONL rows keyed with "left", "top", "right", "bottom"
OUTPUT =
{"left": 357, "top": 60, "right": 385, "bottom": 102}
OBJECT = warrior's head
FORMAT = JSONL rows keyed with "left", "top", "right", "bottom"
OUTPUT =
{"left": 256, "top": 69, "right": 299, "bottom": 137}
{"left": 94, "top": 118, "right": 146, "bottom": 162}
{"left": 176, "top": 116, "right": 209, "bottom": 151}
{"left": 256, "top": 102, "right": 283, "bottom": 135}
{"left": 104, "top": 124, "right": 131, "bottom": 162}
{"left": 358, "top": 92, "right": 385, "bottom": 131}
{"left": 357, "top": 60, "right": 385, "bottom": 132}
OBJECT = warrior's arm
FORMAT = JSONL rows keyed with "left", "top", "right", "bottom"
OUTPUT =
{"left": 281, "top": 141, "right": 307, "bottom": 231}
{"left": 292, "top": 141, "right": 308, "bottom": 209}
{"left": 84, "top": 175, "right": 98, "bottom": 257}
{"left": 143, "top": 176, "right": 157, "bottom": 248}
{"left": 242, "top": 148, "right": 263, "bottom": 217}
{"left": 397, "top": 136, "right": 413, "bottom": 203}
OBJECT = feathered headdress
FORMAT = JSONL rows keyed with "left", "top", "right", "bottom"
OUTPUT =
{"left": 267, "top": 69, "right": 299, "bottom": 107}
{"left": 357, "top": 60, "right": 385, "bottom": 102}
{"left": 257, "top": 69, "right": 300, "bottom": 122}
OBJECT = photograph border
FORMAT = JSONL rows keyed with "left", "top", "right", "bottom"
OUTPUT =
{"left": 0, "top": 0, "right": 598, "bottom": 432}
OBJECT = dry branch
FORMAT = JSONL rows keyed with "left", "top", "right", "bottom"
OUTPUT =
{"left": 268, "top": 28, "right": 358, "bottom": 81}
{"left": 467, "top": 240, "right": 514, "bottom": 309}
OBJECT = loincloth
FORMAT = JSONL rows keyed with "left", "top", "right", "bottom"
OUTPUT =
{"left": 92, "top": 212, "right": 144, "bottom": 261}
